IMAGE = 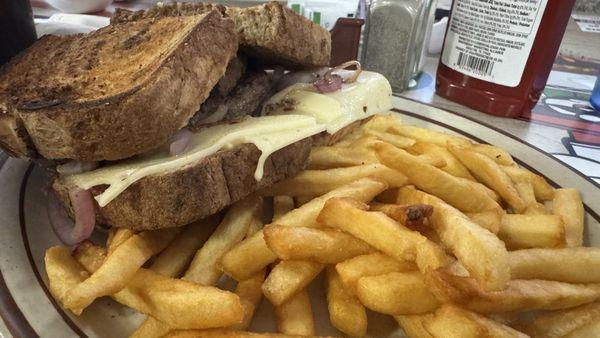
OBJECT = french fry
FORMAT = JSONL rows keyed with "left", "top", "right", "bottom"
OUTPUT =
{"left": 326, "top": 266, "right": 367, "bottom": 337}
{"left": 470, "top": 144, "right": 516, "bottom": 167}
{"left": 72, "top": 243, "right": 244, "bottom": 329}
{"left": 374, "top": 142, "right": 500, "bottom": 212}
{"left": 425, "top": 304, "right": 528, "bottom": 338}
{"left": 356, "top": 271, "right": 440, "bottom": 315}
{"left": 262, "top": 260, "right": 324, "bottom": 306}
{"left": 501, "top": 166, "right": 555, "bottom": 201}
{"left": 45, "top": 246, "right": 89, "bottom": 305}
{"left": 415, "top": 154, "right": 447, "bottom": 168}
{"left": 394, "top": 314, "right": 434, "bottom": 338}
{"left": 130, "top": 317, "right": 171, "bottom": 338}
{"left": 463, "top": 178, "right": 501, "bottom": 203}
{"left": 523, "top": 202, "right": 548, "bottom": 215}
{"left": 565, "top": 320, "right": 600, "bottom": 338}
{"left": 448, "top": 144, "right": 526, "bottom": 212}
{"left": 514, "top": 180, "right": 536, "bottom": 207}
{"left": 408, "top": 141, "right": 476, "bottom": 181}
{"left": 149, "top": 215, "right": 221, "bottom": 278}
{"left": 264, "top": 225, "right": 374, "bottom": 264}
{"left": 369, "top": 203, "right": 433, "bottom": 229}
{"left": 514, "top": 302, "right": 600, "bottom": 338}
{"left": 183, "top": 197, "right": 261, "bottom": 285}
{"left": 275, "top": 289, "right": 315, "bottom": 336}
{"left": 389, "top": 125, "right": 472, "bottom": 148}
{"left": 336, "top": 253, "right": 416, "bottom": 296}
{"left": 465, "top": 210, "right": 503, "bottom": 234}
{"left": 509, "top": 247, "right": 600, "bottom": 283}
{"left": 318, "top": 198, "right": 427, "bottom": 262}
{"left": 232, "top": 270, "right": 266, "bottom": 330}
{"left": 165, "top": 329, "right": 326, "bottom": 338}
{"left": 364, "top": 128, "right": 416, "bottom": 148}
{"left": 307, "top": 145, "right": 378, "bottom": 169}
{"left": 362, "top": 114, "right": 403, "bottom": 132}
{"left": 273, "top": 196, "right": 295, "bottom": 221}
{"left": 427, "top": 269, "right": 600, "bottom": 313}
{"left": 553, "top": 188, "right": 584, "bottom": 247}
{"left": 221, "top": 178, "right": 388, "bottom": 281}
{"left": 63, "top": 228, "right": 180, "bottom": 314}
{"left": 260, "top": 164, "right": 407, "bottom": 197}
{"left": 293, "top": 196, "right": 313, "bottom": 207}
{"left": 498, "top": 214, "right": 566, "bottom": 250}
{"left": 106, "top": 228, "right": 135, "bottom": 256}
{"left": 396, "top": 187, "right": 510, "bottom": 291}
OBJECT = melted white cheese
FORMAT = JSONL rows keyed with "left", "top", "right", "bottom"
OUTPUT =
{"left": 65, "top": 71, "right": 392, "bottom": 207}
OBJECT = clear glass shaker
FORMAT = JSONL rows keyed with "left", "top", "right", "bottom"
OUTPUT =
{"left": 361, "top": 0, "right": 425, "bottom": 92}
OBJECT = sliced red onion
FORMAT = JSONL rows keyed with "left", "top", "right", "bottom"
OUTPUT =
{"left": 47, "top": 188, "right": 96, "bottom": 246}
{"left": 276, "top": 67, "right": 329, "bottom": 91}
{"left": 169, "top": 129, "right": 194, "bottom": 156}
{"left": 56, "top": 161, "right": 98, "bottom": 175}
{"left": 314, "top": 74, "right": 343, "bottom": 93}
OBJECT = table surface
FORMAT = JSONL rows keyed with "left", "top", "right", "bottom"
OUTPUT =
{"left": 1, "top": 2, "right": 599, "bottom": 336}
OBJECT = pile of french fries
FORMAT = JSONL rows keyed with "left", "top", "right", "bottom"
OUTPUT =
{"left": 45, "top": 115, "right": 599, "bottom": 338}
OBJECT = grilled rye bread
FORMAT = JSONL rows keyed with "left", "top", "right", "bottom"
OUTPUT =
{"left": 112, "top": 1, "right": 331, "bottom": 69}
{"left": 0, "top": 10, "right": 237, "bottom": 161}
{"left": 52, "top": 121, "right": 361, "bottom": 230}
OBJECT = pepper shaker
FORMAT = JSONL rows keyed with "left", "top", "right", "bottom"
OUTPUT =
{"left": 361, "top": 0, "right": 426, "bottom": 92}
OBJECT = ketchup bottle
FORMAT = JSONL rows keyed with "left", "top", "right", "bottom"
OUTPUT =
{"left": 436, "top": 0, "right": 576, "bottom": 118}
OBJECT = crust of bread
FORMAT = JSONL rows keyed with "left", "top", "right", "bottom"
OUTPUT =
{"left": 0, "top": 11, "right": 238, "bottom": 161}
{"left": 53, "top": 120, "right": 363, "bottom": 230}
{"left": 112, "top": 1, "right": 331, "bottom": 69}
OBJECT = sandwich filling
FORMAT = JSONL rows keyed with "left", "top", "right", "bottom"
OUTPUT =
{"left": 64, "top": 70, "right": 392, "bottom": 207}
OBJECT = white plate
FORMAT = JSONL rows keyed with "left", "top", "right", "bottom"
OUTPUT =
{"left": 1, "top": 97, "right": 599, "bottom": 337}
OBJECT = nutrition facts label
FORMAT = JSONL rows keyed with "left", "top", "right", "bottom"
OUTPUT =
{"left": 441, "top": 0, "right": 549, "bottom": 87}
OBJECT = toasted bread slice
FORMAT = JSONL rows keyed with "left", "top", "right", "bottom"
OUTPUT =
{"left": 112, "top": 1, "right": 331, "bottom": 69}
{"left": 52, "top": 121, "right": 361, "bottom": 230}
{"left": 0, "top": 10, "right": 238, "bottom": 161}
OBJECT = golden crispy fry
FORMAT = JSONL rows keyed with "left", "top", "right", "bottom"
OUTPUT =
{"left": 362, "top": 114, "right": 403, "bottom": 132}
{"left": 336, "top": 253, "right": 416, "bottom": 296}
{"left": 498, "top": 214, "right": 566, "bottom": 250}
{"left": 394, "top": 314, "right": 434, "bottom": 338}
{"left": 523, "top": 202, "right": 548, "bottom": 215}
{"left": 553, "top": 188, "right": 584, "bottom": 247}
{"left": 565, "top": 320, "right": 600, "bottom": 338}
{"left": 262, "top": 260, "right": 324, "bottom": 306}
{"left": 408, "top": 141, "right": 476, "bottom": 181}
{"left": 364, "top": 128, "right": 416, "bottom": 148}
{"left": 463, "top": 178, "right": 501, "bottom": 203}
{"left": 514, "top": 302, "right": 600, "bottom": 338}
{"left": 415, "top": 154, "right": 447, "bottom": 168}
{"left": 73, "top": 243, "right": 243, "bottom": 329}
{"left": 45, "top": 246, "right": 90, "bottom": 305}
{"left": 469, "top": 144, "right": 516, "bottom": 166}
{"left": 326, "top": 266, "right": 367, "bottom": 337}
{"left": 264, "top": 225, "right": 374, "bottom": 264}
{"left": 183, "top": 197, "right": 261, "bottom": 285}
{"left": 427, "top": 269, "right": 600, "bottom": 313}
{"left": 307, "top": 145, "right": 378, "bottom": 169}
{"left": 356, "top": 271, "right": 440, "bottom": 315}
{"left": 221, "top": 178, "right": 388, "bottom": 281}
{"left": 273, "top": 196, "right": 295, "bottom": 221}
{"left": 389, "top": 125, "right": 472, "bottom": 148}
{"left": 318, "top": 198, "right": 426, "bottom": 262}
{"left": 369, "top": 203, "right": 433, "bottom": 229}
{"left": 501, "top": 166, "right": 555, "bottom": 201}
{"left": 64, "top": 228, "right": 180, "bottom": 314}
{"left": 129, "top": 318, "right": 170, "bottom": 338}
{"left": 150, "top": 215, "right": 221, "bottom": 278}
{"left": 465, "top": 210, "right": 503, "bottom": 234}
{"left": 397, "top": 187, "right": 510, "bottom": 291}
{"left": 448, "top": 145, "right": 526, "bottom": 212}
{"left": 106, "top": 228, "right": 134, "bottom": 256}
{"left": 425, "top": 304, "right": 528, "bottom": 338}
{"left": 165, "top": 329, "right": 325, "bottom": 338}
{"left": 261, "top": 164, "right": 407, "bottom": 197}
{"left": 514, "top": 180, "right": 536, "bottom": 207}
{"left": 275, "top": 289, "right": 315, "bottom": 336}
{"left": 509, "top": 247, "right": 600, "bottom": 283}
{"left": 375, "top": 142, "right": 500, "bottom": 212}
{"left": 232, "top": 270, "right": 266, "bottom": 330}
